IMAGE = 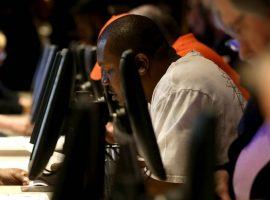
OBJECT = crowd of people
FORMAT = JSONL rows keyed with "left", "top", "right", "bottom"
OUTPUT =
{"left": 0, "top": 0, "right": 269, "bottom": 199}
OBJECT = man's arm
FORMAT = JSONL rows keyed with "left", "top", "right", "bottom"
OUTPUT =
{"left": 215, "top": 169, "right": 232, "bottom": 200}
{"left": 145, "top": 176, "right": 182, "bottom": 197}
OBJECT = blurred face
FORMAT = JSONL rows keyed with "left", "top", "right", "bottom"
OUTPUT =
{"left": 213, "top": 0, "right": 270, "bottom": 62}
{"left": 255, "top": 54, "right": 270, "bottom": 119}
{"left": 97, "top": 39, "right": 124, "bottom": 105}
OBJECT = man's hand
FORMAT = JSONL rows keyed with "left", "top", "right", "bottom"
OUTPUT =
{"left": 105, "top": 122, "right": 116, "bottom": 144}
{"left": 215, "top": 170, "right": 232, "bottom": 200}
{"left": 19, "top": 96, "right": 32, "bottom": 114}
{"left": 9, "top": 119, "right": 33, "bottom": 136}
{"left": 0, "top": 168, "right": 29, "bottom": 185}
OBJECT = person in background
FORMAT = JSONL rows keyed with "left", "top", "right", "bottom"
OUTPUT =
{"left": 0, "top": 31, "right": 26, "bottom": 115}
{"left": 97, "top": 14, "right": 244, "bottom": 195}
{"left": 0, "top": 0, "right": 41, "bottom": 91}
{"left": 0, "top": 31, "right": 32, "bottom": 135}
{"left": 211, "top": 0, "right": 270, "bottom": 199}
{"left": 0, "top": 31, "right": 31, "bottom": 186}
{"left": 71, "top": 0, "right": 110, "bottom": 45}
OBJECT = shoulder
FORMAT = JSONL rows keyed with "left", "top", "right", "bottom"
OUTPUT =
{"left": 160, "top": 51, "right": 223, "bottom": 93}
{"left": 151, "top": 88, "right": 214, "bottom": 113}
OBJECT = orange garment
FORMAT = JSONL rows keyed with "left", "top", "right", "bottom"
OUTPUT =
{"left": 173, "top": 33, "right": 249, "bottom": 100}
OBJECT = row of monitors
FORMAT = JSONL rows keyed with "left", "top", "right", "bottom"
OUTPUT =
{"left": 28, "top": 44, "right": 216, "bottom": 199}
{"left": 29, "top": 43, "right": 99, "bottom": 176}
{"left": 28, "top": 43, "right": 167, "bottom": 179}
{"left": 27, "top": 44, "right": 168, "bottom": 198}
{"left": 29, "top": 47, "right": 76, "bottom": 179}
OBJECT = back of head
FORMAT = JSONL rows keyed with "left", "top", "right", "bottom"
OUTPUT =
{"left": 72, "top": 0, "right": 109, "bottom": 18}
{"left": 230, "top": 0, "right": 270, "bottom": 16}
{"left": 98, "top": 14, "right": 170, "bottom": 59}
{"left": 129, "top": 4, "right": 181, "bottom": 44}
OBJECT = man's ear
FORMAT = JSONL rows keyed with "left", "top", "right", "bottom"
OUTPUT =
{"left": 135, "top": 53, "right": 149, "bottom": 76}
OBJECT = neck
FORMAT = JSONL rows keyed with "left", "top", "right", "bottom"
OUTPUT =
{"left": 145, "top": 48, "right": 179, "bottom": 102}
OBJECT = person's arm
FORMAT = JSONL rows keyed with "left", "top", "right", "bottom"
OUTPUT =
{"left": 145, "top": 176, "right": 182, "bottom": 197}
{"left": 215, "top": 169, "right": 232, "bottom": 200}
{"left": 0, "top": 114, "right": 32, "bottom": 135}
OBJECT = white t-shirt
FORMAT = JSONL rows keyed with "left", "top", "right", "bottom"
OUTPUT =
{"left": 150, "top": 51, "right": 245, "bottom": 183}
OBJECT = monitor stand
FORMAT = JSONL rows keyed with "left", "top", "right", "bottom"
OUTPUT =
{"left": 21, "top": 181, "right": 53, "bottom": 192}
{"left": 21, "top": 162, "right": 62, "bottom": 192}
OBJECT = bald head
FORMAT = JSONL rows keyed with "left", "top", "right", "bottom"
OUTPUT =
{"left": 97, "top": 14, "right": 170, "bottom": 61}
{"left": 97, "top": 14, "right": 177, "bottom": 104}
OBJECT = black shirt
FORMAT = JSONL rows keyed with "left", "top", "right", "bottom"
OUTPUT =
{"left": 0, "top": 82, "right": 22, "bottom": 114}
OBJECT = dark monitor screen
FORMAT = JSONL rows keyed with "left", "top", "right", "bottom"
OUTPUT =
{"left": 28, "top": 49, "right": 75, "bottom": 180}
{"left": 119, "top": 49, "right": 166, "bottom": 180}
{"left": 30, "top": 50, "right": 61, "bottom": 144}
{"left": 52, "top": 98, "right": 106, "bottom": 200}
{"left": 73, "top": 44, "right": 96, "bottom": 82}
{"left": 84, "top": 45, "right": 97, "bottom": 76}
{"left": 73, "top": 44, "right": 103, "bottom": 99}
{"left": 31, "top": 45, "right": 50, "bottom": 91}
{"left": 31, "top": 45, "right": 58, "bottom": 123}
{"left": 73, "top": 44, "right": 89, "bottom": 84}
{"left": 85, "top": 46, "right": 103, "bottom": 99}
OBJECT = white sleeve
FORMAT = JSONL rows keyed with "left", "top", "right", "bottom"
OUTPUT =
{"left": 150, "top": 89, "right": 214, "bottom": 183}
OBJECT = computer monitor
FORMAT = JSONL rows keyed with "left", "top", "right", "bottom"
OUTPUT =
{"left": 31, "top": 45, "right": 58, "bottom": 123}
{"left": 84, "top": 45, "right": 97, "bottom": 75}
{"left": 28, "top": 49, "right": 75, "bottom": 180}
{"left": 52, "top": 97, "right": 106, "bottom": 200}
{"left": 31, "top": 45, "right": 50, "bottom": 91}
{"left": 72, "top": 44, "right": 89, "bottom": 84}
{"left": 30, "top": 51, "right": 61, "bottom": 144}
{"left": 119, "top": 49, "right": 166, "bottom": 180}
{"left": 74, "top": 44, "right": 103, "bottom": 99}
{"left": 85, "top": 46, "right": 103, "bottom": 99}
